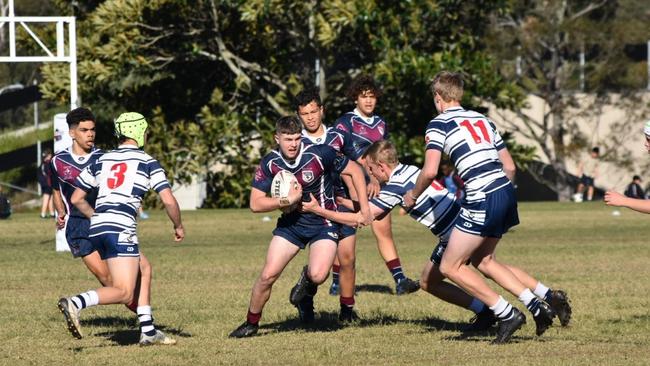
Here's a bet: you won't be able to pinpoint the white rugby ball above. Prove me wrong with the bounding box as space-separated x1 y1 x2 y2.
271 170 299 213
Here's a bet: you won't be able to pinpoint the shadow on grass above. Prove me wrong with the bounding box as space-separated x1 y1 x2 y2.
355 283 393 295
81 316 192 346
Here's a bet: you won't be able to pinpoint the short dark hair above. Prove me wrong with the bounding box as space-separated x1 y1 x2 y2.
592 147 600 154
294 87 322 112
66 107 96 128
275 115 302 135
633 175 642 181
346 74 382 101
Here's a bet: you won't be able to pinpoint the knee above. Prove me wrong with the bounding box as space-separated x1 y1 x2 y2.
308 268 329 285
258 271 280 287
438 262 454 279
117 287 134 304
338 253 356 269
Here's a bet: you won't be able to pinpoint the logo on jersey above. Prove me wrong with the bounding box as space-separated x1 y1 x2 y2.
254 167 264 182
463 222 473 228
327 231 339 239
378 126 384 136
62 166 73 180
302 170 314 183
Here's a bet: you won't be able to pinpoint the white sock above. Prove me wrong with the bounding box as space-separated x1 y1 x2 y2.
469 298 485 313
518 288 536 307
533 282 550 299
489 296 514 320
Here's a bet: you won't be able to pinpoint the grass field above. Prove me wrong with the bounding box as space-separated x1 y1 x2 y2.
2 202 650 365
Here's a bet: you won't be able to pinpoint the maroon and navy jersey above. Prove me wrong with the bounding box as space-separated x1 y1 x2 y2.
252 143 349 227
51 148 103 218
330 109 388 160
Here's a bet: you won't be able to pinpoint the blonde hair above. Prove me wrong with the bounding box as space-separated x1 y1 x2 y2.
430 71 464 102
364 140 399 166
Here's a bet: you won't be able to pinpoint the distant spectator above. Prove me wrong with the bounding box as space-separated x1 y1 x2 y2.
624 175 645 199
573 147 600 202
38 149 54 218
0 186 11 219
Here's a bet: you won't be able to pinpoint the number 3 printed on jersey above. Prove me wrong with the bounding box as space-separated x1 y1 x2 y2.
460 120 491 144
107 162 127 189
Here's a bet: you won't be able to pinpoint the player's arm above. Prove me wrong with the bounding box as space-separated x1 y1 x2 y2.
71 187 94 219
158 188 184 242
249 185 302 213
498 148 516 182
605 190 650 213
302 193 382 227
340 160 372 225
405 149 441 207
52 188 67 229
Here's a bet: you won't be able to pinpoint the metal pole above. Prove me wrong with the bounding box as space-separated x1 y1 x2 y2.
69 18 78 108
579 49 585 92
647 40 650 91
34 80 41 195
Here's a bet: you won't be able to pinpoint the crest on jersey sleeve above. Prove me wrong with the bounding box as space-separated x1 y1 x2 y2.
302 170 314 183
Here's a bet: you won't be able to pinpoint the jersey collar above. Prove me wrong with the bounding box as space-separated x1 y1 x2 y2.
353 108 374 124
442 106 465 114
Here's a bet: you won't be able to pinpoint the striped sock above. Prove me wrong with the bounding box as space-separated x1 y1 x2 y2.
137 305 156 336
70 290 99 310
386 258 406 283
331 265 340 286
518 288 541 316
490 296 514 321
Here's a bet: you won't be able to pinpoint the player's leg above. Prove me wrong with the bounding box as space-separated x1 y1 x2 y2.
371 213 419 295
505 264 572 326
230 235 300 338
334 234 358 322
135 253 174 346
439 229 524 344
40 193 51 218
587 183 595 201
471 239 555 336
81 251 112 286
330 255 341 295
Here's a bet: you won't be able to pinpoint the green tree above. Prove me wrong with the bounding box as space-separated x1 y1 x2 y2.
486 0 650 200
41 0 523 207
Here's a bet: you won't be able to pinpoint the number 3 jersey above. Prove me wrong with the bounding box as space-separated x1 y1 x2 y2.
425 106 509 202
76 145 171 235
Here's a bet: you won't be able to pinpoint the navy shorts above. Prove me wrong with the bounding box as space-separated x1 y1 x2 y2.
455 184 519 238
65 216 95 258
90 229 140 260
337 205 357 240
580 174 594 187
273 222 340 249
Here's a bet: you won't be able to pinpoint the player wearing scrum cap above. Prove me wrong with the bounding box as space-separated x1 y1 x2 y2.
57 112 184 346
229 115 372 338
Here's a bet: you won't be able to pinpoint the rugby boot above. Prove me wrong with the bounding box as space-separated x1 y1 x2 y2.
57 297 82 339
139 330 177 346
395 277 420 295
464 307 498 332
492 308 526 344
290 265 316 305
549 290 572 326
338 304 359 323
296 295 315 324
229 322 259 338
533 301 556 336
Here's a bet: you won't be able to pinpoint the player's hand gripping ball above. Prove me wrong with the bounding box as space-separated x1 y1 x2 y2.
271 170 301 213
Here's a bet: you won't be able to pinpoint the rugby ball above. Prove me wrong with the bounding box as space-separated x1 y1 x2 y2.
271 170 299 213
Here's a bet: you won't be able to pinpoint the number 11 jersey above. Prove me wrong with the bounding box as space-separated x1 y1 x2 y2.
424 106 509 201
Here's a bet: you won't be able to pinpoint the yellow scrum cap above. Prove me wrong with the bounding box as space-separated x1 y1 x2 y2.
114 112 148 147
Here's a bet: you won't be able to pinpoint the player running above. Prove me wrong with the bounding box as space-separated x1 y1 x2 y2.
229 116 372 338
328 75 419 296
402 71 560 343
51 107 150 314
303 140 572 332
57 112 184 346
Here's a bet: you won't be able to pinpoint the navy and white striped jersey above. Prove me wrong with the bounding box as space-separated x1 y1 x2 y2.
424 107 510 201
51 147 103 218
76 145 171 236
330 109 388 160
252 143 348 227
371 164 459 238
